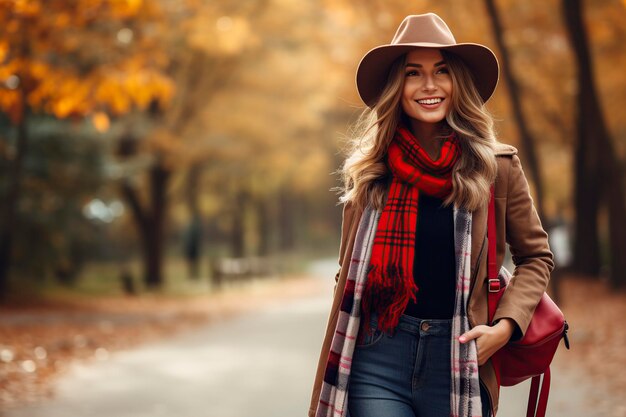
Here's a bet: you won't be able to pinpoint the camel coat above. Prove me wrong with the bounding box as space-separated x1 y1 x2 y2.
308 144 555 417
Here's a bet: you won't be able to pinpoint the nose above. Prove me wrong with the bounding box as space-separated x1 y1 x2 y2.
422 74 437 92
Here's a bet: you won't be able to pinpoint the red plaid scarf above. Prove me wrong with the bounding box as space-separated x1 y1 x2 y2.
360 123 460 338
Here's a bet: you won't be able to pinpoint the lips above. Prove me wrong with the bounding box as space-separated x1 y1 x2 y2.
415 97 445 109
416 97 443 105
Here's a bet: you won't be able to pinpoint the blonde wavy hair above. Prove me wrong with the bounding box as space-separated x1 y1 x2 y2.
332 49 501 213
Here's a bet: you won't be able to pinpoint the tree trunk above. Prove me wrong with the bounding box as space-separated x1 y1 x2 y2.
572 109 601 275
231 188 246 258
255 195 271 256
562 0 626 286
484 0 546 221
0 97 28 301
277 188 295 251
600 146 626 288
605 163 626 288
121 157 170 289
184 164 202 279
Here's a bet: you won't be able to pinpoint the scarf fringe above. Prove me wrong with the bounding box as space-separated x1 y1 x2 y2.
361 263 419 337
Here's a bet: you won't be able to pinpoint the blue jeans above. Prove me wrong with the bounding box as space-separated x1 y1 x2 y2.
347 313 491 417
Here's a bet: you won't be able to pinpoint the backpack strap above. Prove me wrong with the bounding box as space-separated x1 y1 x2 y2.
486 184 550 417
487 184 501 325
527 369 551 417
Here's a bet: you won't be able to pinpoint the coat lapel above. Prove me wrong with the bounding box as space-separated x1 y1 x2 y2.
470 202 488 281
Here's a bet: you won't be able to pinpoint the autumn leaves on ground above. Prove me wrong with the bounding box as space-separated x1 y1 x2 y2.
0 272 625 410
0 273 327 407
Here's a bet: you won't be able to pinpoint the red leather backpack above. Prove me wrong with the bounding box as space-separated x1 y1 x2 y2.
486 185 570 417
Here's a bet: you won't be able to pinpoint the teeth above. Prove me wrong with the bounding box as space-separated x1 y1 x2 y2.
417 98 442 105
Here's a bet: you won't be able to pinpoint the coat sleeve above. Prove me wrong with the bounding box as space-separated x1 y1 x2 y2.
333 200 355 293
493 155 555 342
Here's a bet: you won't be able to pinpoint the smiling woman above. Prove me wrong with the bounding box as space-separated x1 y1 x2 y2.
401 49 453 158
310 12 554 417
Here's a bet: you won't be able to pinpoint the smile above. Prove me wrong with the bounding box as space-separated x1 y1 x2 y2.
416 98 443 104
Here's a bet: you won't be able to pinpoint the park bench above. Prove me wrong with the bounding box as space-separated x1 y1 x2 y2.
209 256 277 288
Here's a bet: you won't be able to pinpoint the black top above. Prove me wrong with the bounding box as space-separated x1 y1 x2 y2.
403 193 456 319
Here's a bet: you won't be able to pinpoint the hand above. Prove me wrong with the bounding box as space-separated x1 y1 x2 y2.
458 318 515 366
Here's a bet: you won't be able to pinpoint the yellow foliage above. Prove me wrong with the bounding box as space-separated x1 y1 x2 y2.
216 16 252 55
92 111 110 133
188 12 260 55
9 0 41 16
54 12 71 29
0 0 180 123
29 60 49 79
110 0 143 18
0 40 7 63
110 90 132 114
0 90 19 112
49 79 89 117
5 19 19 34
0 57 19 79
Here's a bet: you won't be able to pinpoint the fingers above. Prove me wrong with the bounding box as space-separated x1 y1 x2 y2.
459 325 486 343
459 326 487 365
459 325 497 366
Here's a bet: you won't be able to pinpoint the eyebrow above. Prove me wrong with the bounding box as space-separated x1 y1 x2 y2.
406 60 446 68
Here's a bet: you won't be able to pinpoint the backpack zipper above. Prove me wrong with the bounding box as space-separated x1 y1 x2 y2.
563 320 570 349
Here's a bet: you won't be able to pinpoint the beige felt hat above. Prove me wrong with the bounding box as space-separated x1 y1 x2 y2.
355 13 500 108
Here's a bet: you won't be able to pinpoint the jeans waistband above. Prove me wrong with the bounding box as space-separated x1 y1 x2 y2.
367 312 453 336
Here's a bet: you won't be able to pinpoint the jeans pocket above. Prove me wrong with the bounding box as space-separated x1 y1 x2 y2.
355 318 385 349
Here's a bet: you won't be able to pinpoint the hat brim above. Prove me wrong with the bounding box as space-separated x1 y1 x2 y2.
355 43 499 108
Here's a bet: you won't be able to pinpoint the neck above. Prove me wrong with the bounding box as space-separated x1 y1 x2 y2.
406 120 447 160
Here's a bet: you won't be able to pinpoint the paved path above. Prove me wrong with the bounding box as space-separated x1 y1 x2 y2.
3 259 605 417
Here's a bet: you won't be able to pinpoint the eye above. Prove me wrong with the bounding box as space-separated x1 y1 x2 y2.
405 70 418 76
437 67 449 74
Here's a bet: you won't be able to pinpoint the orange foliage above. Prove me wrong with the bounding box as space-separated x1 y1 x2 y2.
0 0 178 126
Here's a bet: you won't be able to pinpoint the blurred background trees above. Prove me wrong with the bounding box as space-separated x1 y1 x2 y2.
1 0 625 301
0 0 174 297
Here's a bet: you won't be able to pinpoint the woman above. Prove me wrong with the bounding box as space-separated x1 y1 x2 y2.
308 13 554 417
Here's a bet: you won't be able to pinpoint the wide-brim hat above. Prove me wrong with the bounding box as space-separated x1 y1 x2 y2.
355 13 500 108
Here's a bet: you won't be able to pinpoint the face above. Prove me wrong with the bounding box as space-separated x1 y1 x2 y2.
401 48 453 126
